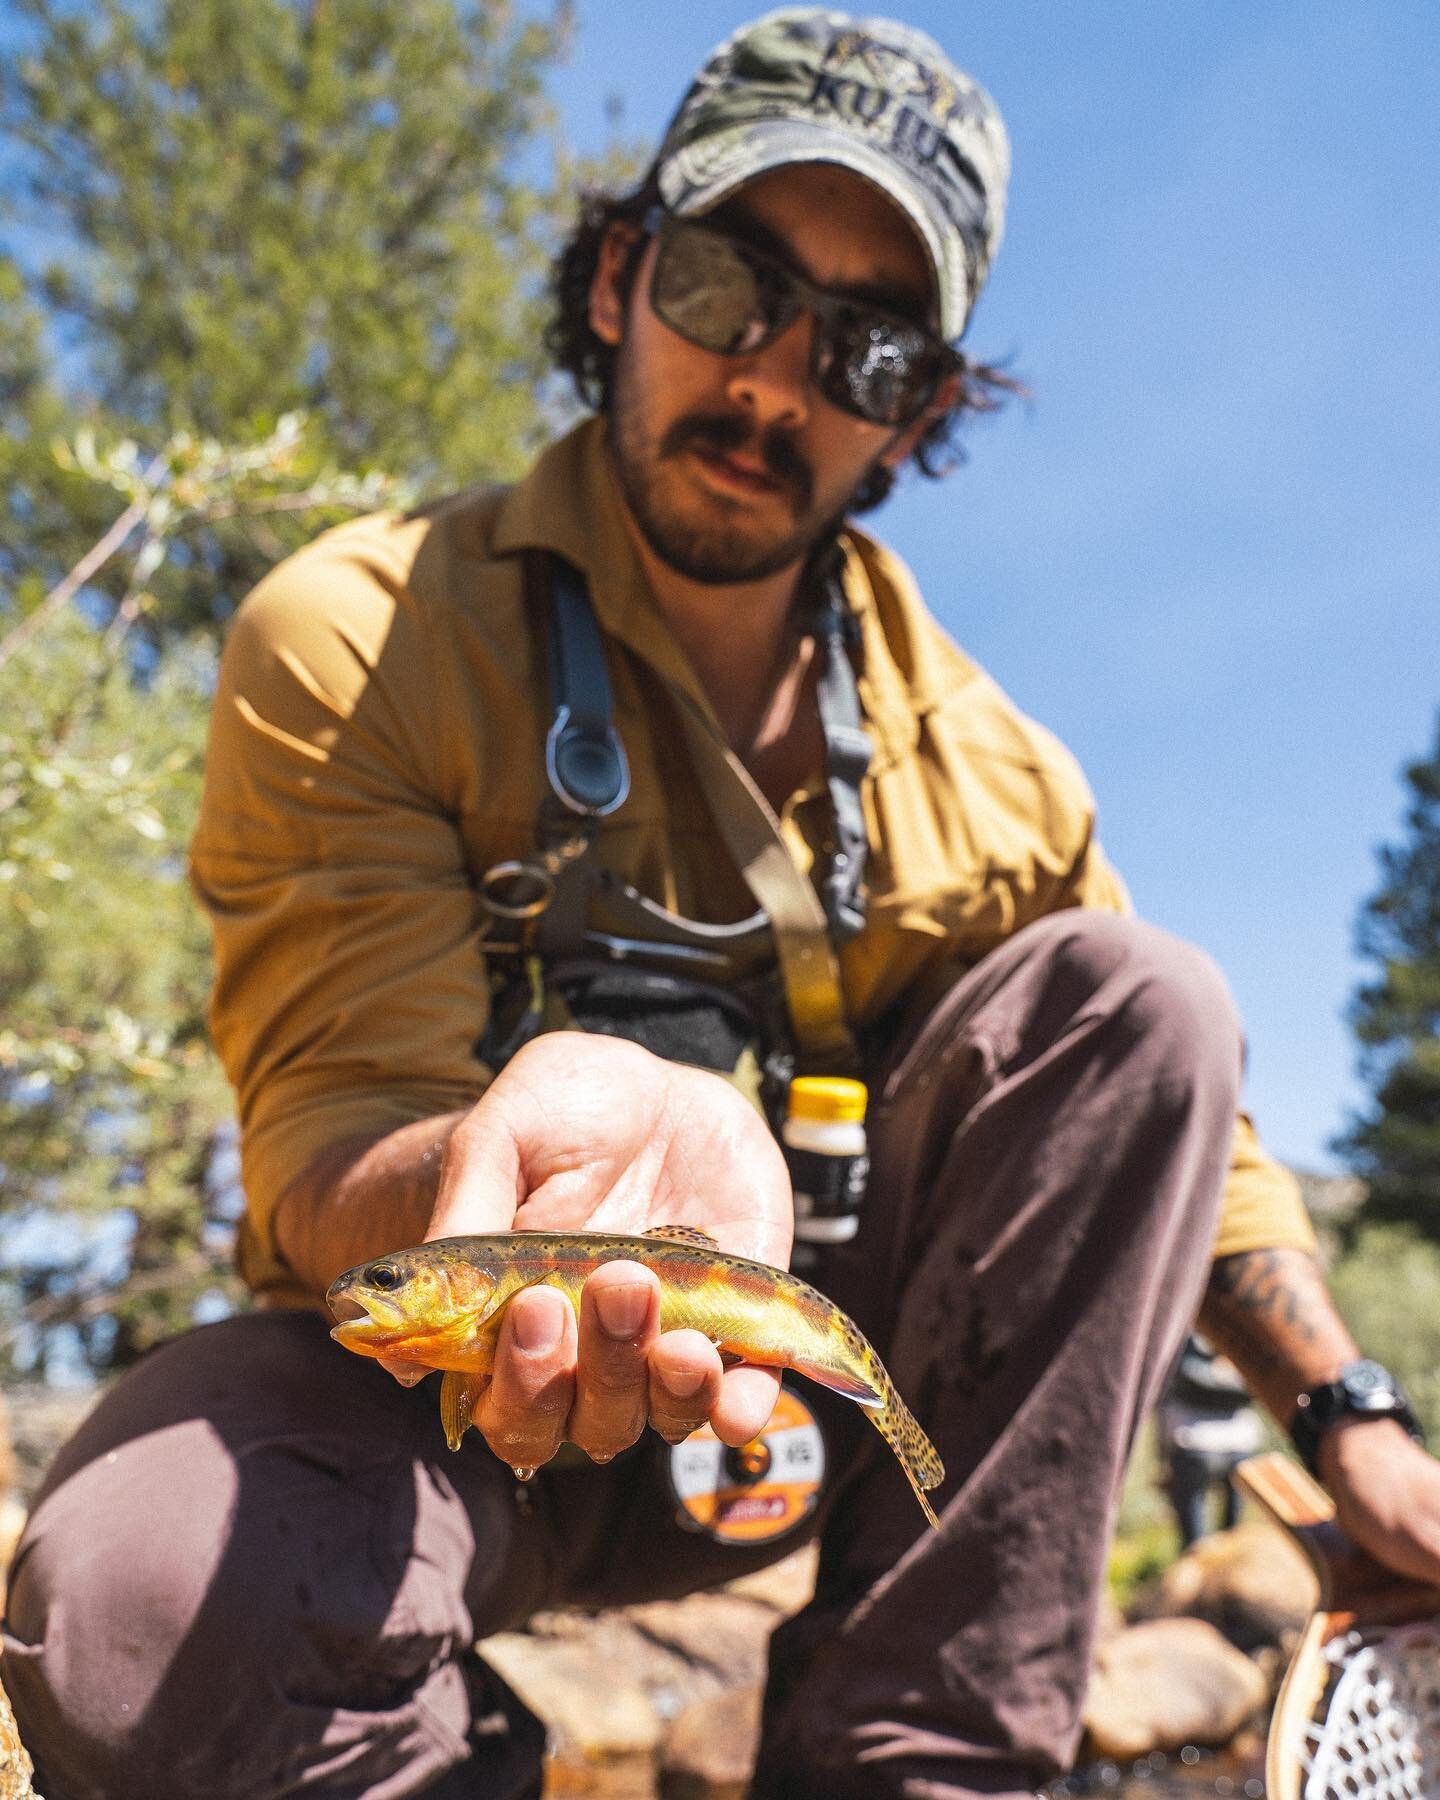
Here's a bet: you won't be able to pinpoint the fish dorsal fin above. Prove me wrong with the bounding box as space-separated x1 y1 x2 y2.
643 1224 720 1249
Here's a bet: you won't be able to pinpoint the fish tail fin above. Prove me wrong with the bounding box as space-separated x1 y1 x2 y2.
869 1363 945 1530
791 1345 945 1531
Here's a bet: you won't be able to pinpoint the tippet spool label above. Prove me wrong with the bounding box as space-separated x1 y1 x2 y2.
667 1384 826 1544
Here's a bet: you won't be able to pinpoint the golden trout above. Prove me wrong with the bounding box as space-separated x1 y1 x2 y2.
327 1225 945 1528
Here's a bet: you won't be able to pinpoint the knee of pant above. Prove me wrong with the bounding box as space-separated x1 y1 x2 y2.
6 1424 470 1794
1039 911 1243 1097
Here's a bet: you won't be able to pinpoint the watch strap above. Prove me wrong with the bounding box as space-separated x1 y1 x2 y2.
1289 1359 1423 1477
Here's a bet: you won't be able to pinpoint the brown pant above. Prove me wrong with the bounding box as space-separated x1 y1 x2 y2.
3 913 1242 1799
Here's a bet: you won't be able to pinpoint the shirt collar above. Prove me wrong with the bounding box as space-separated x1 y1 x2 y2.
491 415 920 769
491 416 709 712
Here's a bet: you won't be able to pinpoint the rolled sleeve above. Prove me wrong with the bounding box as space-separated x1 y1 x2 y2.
190 528 493 1296
1212 1111 1318 1259
1060 844 1313 1261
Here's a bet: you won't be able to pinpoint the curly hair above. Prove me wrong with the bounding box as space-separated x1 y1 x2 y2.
544 175 1024 516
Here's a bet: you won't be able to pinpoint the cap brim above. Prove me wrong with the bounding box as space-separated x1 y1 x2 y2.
657 117 970 342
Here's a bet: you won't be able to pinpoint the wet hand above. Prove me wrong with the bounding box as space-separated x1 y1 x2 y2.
473 1266 736 1473
390 1033 792 1468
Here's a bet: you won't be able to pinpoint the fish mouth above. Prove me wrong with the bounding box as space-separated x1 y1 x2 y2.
325 1283 406 1347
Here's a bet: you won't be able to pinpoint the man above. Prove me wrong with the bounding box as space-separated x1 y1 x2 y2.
1156 1335 1266 1547
7 11 1440 1799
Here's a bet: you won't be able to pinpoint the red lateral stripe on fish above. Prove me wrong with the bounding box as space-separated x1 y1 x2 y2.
326 1228 945 1529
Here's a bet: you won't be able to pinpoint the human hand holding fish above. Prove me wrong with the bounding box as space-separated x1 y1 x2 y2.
350 1034 796 1473
328 1222 946 1527
325 1034 946 1526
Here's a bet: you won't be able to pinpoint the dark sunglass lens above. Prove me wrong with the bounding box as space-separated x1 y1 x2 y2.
825 317 938 425
652 225 772 355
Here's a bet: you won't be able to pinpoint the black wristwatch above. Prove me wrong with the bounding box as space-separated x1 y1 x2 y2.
1289 1359 1424 1476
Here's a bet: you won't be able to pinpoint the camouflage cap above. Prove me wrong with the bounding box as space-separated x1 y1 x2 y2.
654 8 1010 343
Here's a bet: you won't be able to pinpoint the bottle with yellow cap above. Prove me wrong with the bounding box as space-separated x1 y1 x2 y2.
782 1076 869 1271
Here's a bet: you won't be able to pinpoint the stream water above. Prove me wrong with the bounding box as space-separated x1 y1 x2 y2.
1051 1746 1267 1798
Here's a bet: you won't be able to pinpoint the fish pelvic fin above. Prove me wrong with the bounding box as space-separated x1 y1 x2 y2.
439 1369 490 1452
788 1355 883 1408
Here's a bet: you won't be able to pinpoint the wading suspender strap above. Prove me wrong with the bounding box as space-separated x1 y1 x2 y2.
516 551 863 1070
812 566 871 946
541 555 630 834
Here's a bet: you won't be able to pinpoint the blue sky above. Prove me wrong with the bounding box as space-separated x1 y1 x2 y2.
547 2 1440 1173
3 5 1433 1177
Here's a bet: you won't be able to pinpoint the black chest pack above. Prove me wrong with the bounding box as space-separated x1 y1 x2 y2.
476 550 875 1261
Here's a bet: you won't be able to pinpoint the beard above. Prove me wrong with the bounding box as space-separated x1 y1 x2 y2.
607 341 884 586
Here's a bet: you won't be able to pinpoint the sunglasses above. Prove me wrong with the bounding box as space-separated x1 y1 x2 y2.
643 209 957 429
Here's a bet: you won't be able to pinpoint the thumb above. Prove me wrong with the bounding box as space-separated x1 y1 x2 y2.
425 1098 524 1241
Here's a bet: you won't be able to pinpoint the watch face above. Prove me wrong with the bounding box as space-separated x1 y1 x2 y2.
1347 1361 1389 1397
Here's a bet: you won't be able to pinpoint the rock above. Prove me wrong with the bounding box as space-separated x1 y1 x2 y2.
1093 1588 1127 1646
0 1663 37 1800
481 1559 814 1799
659 1686 762 1800
1135 1520 1318 1652
0 1398 14 1505
719 1546 816 1616
1083 1617 1268 1762
0 1501 27 1614
0 1394 27 1617
483 1615 665 1762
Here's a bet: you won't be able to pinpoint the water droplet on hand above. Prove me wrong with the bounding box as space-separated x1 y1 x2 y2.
512 1464 536 1484
590 1449 615 1465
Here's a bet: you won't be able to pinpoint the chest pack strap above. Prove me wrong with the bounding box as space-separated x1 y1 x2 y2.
544 555 630 822
482 549 866 1069
477 555 630 925
812 559 871 946
666 676 858 1069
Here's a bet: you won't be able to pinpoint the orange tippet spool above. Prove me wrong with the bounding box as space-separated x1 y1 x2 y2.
667 1383 826 1544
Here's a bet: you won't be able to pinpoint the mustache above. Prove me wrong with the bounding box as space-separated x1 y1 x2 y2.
659 410 814 510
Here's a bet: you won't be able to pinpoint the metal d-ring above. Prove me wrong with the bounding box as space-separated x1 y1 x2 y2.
479 859 555 921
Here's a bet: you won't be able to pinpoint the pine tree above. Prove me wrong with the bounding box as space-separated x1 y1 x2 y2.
0 421 416 1380
0 0 604 1377
1341 714 1440 1238
2 0 578 634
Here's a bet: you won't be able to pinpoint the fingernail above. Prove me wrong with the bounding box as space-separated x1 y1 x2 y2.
664 1367 707 1399
594 1282 650 1340
512 1290 565 1353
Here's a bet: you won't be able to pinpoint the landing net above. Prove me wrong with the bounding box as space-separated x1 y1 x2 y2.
1303 1621 1440 1800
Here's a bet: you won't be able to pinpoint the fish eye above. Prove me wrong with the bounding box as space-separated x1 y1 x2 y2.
367 1263 403 1290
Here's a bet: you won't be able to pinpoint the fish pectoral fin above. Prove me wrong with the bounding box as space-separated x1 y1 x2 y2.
474 1272 555 1331
643 1223 720 1249
789 1356 883 1409
439 1370 490 1452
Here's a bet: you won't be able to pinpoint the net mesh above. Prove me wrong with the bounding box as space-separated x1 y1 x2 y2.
1303 1622 1440 1800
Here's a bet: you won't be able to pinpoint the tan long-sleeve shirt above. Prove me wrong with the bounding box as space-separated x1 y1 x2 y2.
190 417 1315 1304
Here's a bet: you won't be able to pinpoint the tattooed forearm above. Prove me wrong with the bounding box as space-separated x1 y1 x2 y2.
1199 1248 1360 1425
1206 1249 1324 1341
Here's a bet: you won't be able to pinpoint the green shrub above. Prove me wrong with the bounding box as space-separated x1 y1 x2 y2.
1326 1222 1440 1439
